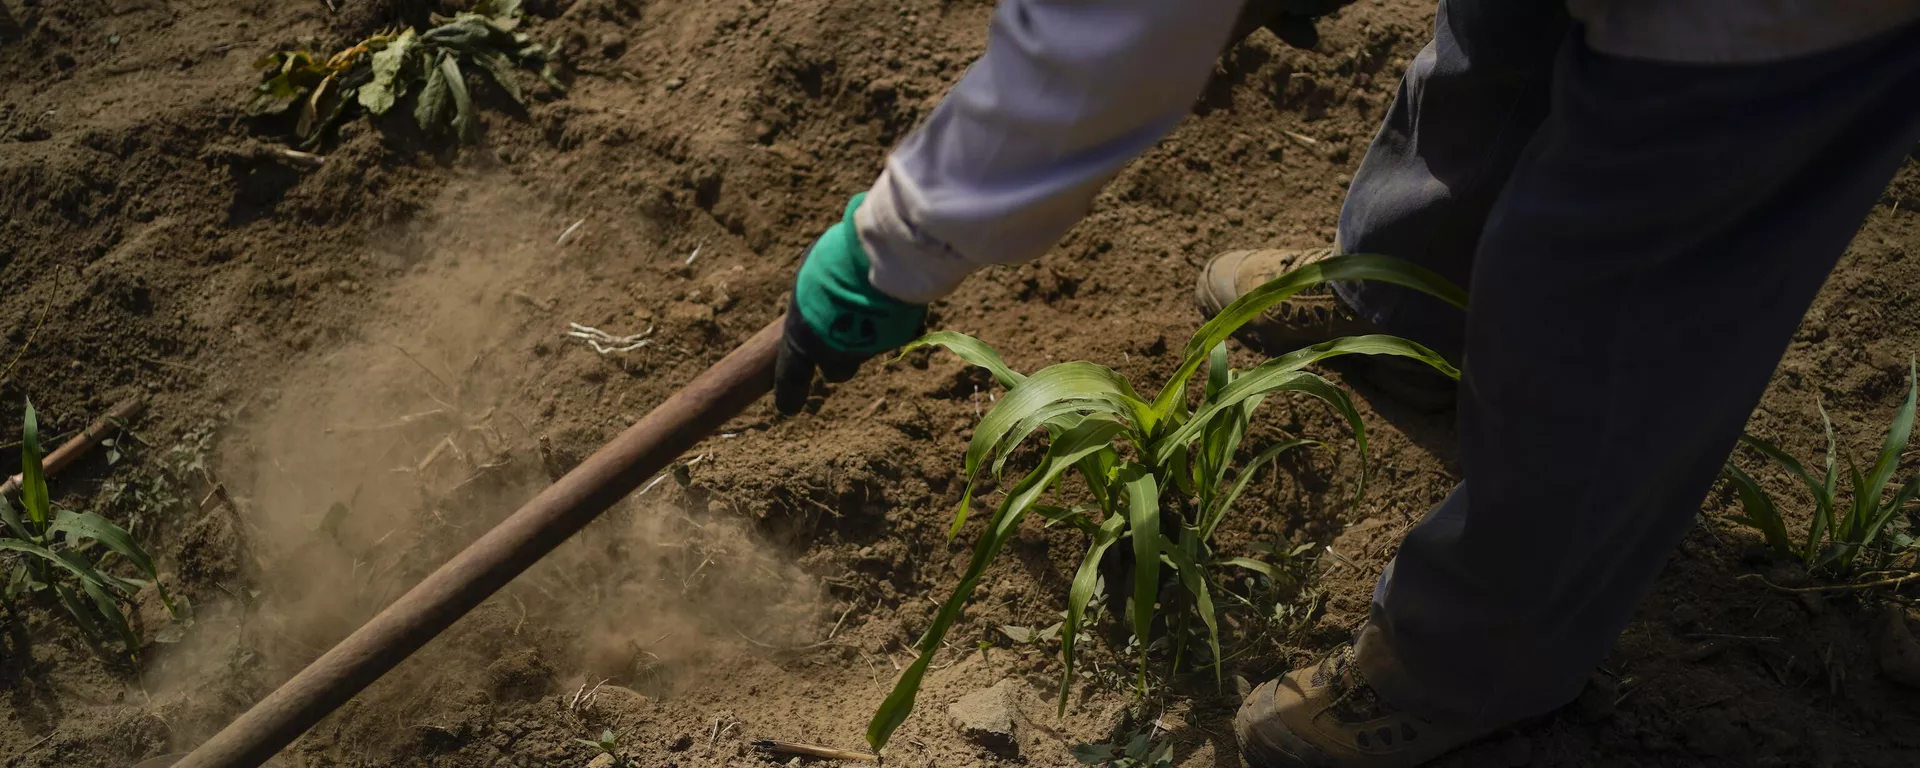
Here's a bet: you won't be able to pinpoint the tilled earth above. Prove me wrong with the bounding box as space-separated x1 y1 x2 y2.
3 1 1920 766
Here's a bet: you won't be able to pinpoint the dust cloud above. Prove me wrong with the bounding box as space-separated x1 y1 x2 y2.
142 178 824 726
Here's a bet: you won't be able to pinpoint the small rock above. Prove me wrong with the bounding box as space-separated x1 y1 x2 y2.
1873 604 1920 688
667 734 694 751
949 679 1024 758
598 31 626 58
586 754 614 768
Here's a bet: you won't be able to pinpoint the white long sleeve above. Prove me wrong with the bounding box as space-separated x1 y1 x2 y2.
856 0 1247 303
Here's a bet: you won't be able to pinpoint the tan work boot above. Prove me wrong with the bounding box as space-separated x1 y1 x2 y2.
1235 647 1495 768
1194 248 1377 350
1196 248 1456 411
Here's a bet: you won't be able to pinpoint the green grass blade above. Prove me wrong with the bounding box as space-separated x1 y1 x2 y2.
1204 439 1319 540
1722 462 1796 558
898 331 1028 389
1152 254 1467 418
1160 533 1221 687
21 400 50 531
1059 513 1127 715
1217 556 1280 580
1121 463 1160 686
868 418 1125 752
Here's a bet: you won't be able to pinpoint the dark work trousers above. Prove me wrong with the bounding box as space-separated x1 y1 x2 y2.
1326 2 1920 725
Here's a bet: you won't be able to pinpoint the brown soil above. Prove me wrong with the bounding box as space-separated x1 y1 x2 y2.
4 1 1920 767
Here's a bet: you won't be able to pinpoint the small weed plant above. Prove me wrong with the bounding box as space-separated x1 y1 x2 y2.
864 254 1464 750
250 0 563 146
1722 360 1919 577
1 402 178 655
575 728 630 767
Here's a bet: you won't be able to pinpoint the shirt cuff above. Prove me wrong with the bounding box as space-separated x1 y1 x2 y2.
855 169 981 304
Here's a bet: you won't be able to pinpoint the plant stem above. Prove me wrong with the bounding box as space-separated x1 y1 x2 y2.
1738 571 1920 594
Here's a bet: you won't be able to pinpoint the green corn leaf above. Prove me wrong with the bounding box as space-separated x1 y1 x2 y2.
0 539 113 590
57 548 141 596
1855 474 1920 568
992 401 1108 478
1160 533 1221 687
1737 433 1834 565
1059 513 1126 714
947 362 1150 537
1205 439 1319 540
1153 253 1466 418
22 400 51 531
1152 365 1368 514
358 28 417 115
1722 461 1796 558
1074 443 1116 510
80 577 140 652
1032 504 1097 533
1153 335 1446 464
0 499 27 541
414 52 453 132
1859 359 1917 534
51 510 174 616
441 54 476 142
54 582 107 645
1121 463 1159 685
1204 343 1230 400
868 418 1125 752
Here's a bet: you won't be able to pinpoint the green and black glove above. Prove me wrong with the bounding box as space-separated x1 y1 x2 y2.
775 194 927 415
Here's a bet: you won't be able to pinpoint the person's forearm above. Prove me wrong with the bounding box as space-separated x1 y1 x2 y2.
857 0 1246 303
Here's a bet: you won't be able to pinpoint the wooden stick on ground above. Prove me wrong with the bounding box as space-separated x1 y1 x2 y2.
0 395 146 497
753 739 878 763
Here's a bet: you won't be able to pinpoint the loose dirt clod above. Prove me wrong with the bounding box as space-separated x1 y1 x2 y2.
949 679 1025 758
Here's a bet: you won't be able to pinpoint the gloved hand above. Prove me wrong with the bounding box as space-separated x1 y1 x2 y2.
774 194 928 415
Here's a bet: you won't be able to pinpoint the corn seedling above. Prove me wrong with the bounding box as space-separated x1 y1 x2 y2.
1 402 178 655
575 728 631 768
250 0 563 147
864 254 1465 751
1722 359 1919 576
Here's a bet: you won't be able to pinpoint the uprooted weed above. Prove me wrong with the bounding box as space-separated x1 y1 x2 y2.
250 0 564 147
